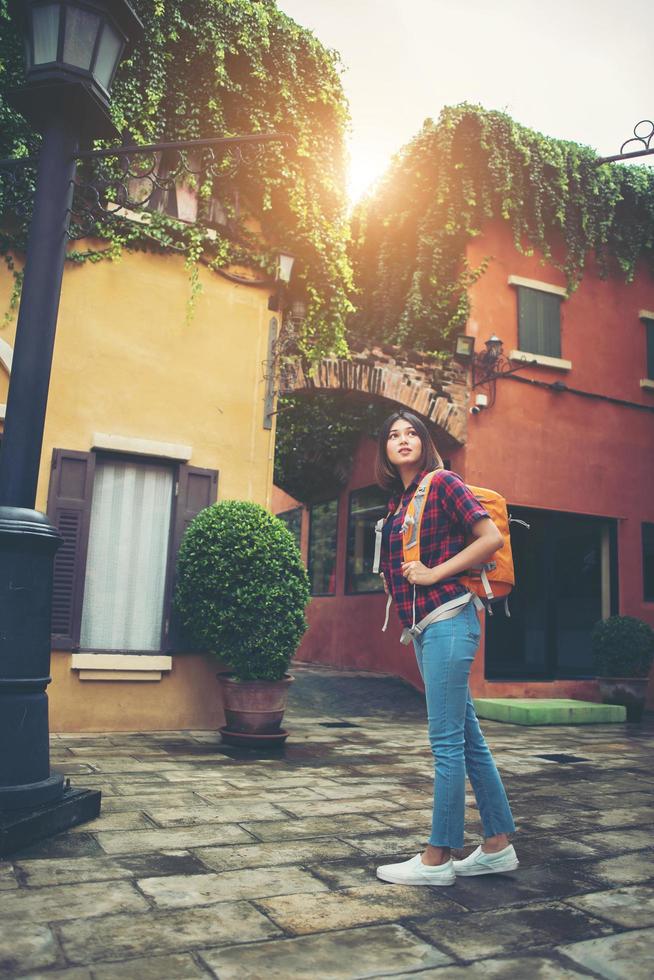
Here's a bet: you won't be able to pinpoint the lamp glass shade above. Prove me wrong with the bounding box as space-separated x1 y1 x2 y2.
485 335 503 359
32 3 60 64
277 252 295 284
62 4 101 70
93 20 123 90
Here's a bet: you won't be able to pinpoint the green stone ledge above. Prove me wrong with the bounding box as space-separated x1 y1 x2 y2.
473 698 627 725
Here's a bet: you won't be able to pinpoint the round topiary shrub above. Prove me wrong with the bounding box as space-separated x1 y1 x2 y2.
175 501 310 681
591 616 654 678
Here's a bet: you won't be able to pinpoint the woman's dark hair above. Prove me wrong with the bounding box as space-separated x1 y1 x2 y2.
375 411 444 492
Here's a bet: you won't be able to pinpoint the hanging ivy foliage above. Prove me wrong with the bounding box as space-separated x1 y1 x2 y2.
274 391 389 502
349 104 654 354
0 0 352 358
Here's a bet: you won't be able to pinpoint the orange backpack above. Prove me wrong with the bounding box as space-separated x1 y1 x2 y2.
402 471 517 614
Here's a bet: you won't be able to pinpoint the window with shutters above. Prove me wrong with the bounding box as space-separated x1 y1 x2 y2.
517 286 562 358
48 450 218 652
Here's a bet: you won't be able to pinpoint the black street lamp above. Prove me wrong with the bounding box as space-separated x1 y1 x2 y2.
0 1 290 854
454 334 538 410
0 0 143 855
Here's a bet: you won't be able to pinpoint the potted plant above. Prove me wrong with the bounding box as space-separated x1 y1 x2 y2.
175 500 310 745
591 615 654 722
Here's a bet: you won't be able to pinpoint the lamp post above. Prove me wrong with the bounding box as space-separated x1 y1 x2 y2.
0 0 143 853
0 1 292 854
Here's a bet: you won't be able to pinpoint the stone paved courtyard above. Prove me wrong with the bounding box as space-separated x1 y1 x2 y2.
1 665 653 979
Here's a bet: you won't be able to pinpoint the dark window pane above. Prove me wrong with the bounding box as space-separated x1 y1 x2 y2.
518 287 561 357
645 320 654 380
643 523 654 602
309 499 338 595
346 485 388 593
486 508 614 680
278 506 303 552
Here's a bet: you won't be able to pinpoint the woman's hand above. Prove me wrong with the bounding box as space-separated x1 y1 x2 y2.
401 560 441 586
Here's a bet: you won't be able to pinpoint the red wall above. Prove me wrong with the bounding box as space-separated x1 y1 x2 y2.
281 220 654 707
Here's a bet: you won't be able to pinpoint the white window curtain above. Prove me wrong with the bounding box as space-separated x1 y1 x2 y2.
80 459 174 651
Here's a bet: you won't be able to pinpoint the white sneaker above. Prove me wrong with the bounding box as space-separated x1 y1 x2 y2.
376 853 456 886
452 844 519 876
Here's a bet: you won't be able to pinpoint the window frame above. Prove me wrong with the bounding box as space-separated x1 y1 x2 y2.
516 284 563 359
345 484 388 596
307 497 340 597
47 448 218 653
643 522 654 603
277 505 304 553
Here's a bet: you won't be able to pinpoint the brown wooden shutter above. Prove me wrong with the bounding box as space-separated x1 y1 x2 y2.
47 449 95 649
164 465 219 651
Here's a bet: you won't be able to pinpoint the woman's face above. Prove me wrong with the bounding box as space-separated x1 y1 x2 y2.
386 418 422 469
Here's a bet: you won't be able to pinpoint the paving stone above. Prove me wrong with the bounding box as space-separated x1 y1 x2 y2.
257 883 464 935
0 879 149 923
374 808 434 830
0 861 18 890
144 801 288 827
583 807 654 829
276 797 402 819
101 792 207 812
308 857 381 889
194 838 362 871
0 923 60 979
199 923 453 978
138 865 328 908
67 811 154 832
57 902 281 964
91 953 209 979
15 856 134 888
573 828 654 855
342 832 428 856
557 928 654 979
9 832 104 860
578 850 654 887
116 850 212 878
196 786 323 803
410 901 614 960
386 954 590 979
450 862 601 912
241 814 391 841
564 884 654 928
95 822 255 854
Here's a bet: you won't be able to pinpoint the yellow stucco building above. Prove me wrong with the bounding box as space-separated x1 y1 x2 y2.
0 244 278 731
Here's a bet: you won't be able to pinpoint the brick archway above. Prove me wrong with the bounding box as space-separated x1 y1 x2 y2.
284 346 469 448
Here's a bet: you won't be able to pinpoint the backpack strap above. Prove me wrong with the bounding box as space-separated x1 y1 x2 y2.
372 516 386 574
402 470 438 563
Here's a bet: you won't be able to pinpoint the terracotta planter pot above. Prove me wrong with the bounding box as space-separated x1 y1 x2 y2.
217 673 294 744
597 677 649 722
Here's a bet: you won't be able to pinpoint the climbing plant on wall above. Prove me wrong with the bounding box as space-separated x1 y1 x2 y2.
274 391 389 502
349 103 654 354
0 0 352 357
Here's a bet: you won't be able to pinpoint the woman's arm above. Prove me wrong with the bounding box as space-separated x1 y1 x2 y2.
402 517 502 587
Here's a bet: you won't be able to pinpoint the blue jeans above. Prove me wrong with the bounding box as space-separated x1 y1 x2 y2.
413 601 516 848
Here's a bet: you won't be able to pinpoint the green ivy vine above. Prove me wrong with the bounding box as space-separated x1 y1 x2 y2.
274 391 389 502
0 0 352 358
349 103 654 354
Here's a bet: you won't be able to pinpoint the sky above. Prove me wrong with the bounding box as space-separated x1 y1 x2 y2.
277 0 654 202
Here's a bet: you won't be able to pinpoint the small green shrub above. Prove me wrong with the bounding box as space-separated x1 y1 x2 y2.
175 500 310 681
591 616 654 678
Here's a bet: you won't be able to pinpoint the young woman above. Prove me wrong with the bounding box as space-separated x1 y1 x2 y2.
375 411 518 886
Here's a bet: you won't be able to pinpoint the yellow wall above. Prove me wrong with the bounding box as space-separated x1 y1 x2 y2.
0 246 278 731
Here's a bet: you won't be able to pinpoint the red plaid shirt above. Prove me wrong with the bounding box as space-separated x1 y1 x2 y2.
381 469 489 629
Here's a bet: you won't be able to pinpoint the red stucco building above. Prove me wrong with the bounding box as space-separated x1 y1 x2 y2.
274 219 654 709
